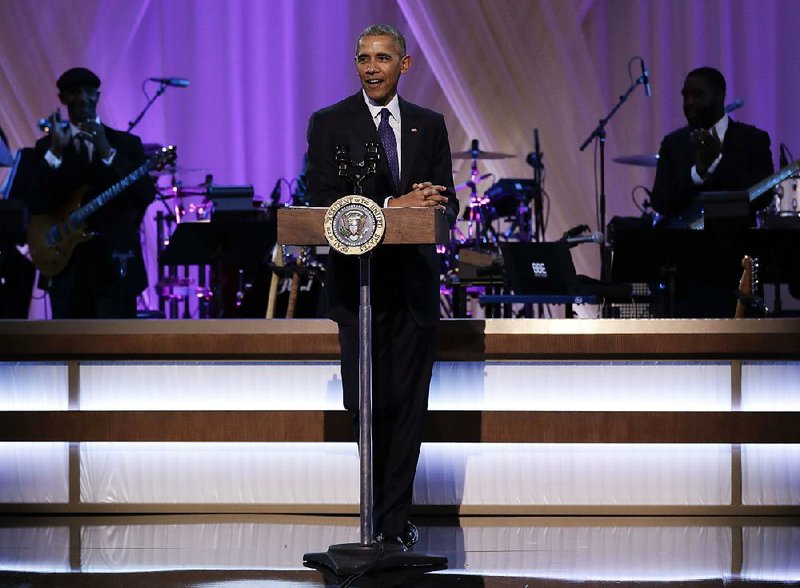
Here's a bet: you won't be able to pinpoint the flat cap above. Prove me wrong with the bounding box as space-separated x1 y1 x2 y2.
56 67 101 91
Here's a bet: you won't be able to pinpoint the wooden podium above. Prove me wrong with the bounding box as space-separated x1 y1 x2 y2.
278 204 450 578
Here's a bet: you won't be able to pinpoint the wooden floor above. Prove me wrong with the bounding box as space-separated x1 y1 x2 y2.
1 514 799 587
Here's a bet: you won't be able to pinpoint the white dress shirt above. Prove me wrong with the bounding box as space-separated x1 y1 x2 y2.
691 114 729 185
363 90 402 206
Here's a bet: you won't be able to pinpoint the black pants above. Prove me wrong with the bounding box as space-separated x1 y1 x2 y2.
338 307 436 538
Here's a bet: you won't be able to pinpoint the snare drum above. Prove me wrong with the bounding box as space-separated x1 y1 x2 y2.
776 174 800 216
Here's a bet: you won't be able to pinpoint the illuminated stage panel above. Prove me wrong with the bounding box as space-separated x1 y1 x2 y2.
74 442 737 506
0 363 68 411
0 443 69 503
79 361 344 411
416 443 732 506
0 527 70 573
742 526 800 581
455 525 732 581
79 443 359 505
741 361 800 411
432 361 732 411
80 521 357 571
742 444 800 505
76 360 735 412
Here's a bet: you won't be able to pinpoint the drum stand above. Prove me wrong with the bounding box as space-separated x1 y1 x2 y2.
462 157 499 250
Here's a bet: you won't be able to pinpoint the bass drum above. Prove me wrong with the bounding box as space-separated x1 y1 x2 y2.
776 174 800 216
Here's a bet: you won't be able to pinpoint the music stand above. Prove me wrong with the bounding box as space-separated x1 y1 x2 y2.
700 191 750 230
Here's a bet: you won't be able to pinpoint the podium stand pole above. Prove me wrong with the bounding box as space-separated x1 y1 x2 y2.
358 251 374 546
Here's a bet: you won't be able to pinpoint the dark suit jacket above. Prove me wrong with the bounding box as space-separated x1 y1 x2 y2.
27 126 155 296
651 119 773 219
305 92 458 327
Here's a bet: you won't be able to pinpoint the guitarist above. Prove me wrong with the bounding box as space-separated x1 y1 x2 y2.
647 67 775 318
26 67 155 318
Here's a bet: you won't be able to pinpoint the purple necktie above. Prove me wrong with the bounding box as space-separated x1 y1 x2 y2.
378 108 400 189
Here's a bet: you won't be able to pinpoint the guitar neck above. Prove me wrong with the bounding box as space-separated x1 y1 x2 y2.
689 159 800 230
747 159 800 202
70 160 153 225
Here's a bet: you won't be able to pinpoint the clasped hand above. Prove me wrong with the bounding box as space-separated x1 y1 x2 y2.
389 181 448 209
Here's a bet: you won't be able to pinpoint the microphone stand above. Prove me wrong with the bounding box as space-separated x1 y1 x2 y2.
579 73 647 292
128 81 169 132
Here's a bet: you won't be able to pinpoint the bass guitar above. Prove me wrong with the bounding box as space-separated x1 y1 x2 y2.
28 145 176 277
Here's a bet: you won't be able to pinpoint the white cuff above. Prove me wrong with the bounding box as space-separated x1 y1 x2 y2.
383 196 393 207
44 150 62 169
691 153 723 185
101 148 116 166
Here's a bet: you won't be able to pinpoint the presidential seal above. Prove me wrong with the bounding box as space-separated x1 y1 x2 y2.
323 195 386 255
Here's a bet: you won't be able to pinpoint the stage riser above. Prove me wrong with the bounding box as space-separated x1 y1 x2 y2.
2 319 799 515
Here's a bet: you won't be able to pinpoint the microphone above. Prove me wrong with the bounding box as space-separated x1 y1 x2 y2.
564 231 605 245
640 58 651 97
148 77 190 87
725 99 744 113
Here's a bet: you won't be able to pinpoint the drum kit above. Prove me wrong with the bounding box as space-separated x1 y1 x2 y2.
449 139 541 251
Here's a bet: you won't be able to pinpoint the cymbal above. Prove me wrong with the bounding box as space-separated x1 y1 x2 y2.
612 154 659 167
452 149 515 160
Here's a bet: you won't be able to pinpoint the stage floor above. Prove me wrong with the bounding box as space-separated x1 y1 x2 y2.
1 514 799 587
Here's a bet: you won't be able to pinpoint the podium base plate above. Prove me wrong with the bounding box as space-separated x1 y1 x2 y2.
304 542 447 578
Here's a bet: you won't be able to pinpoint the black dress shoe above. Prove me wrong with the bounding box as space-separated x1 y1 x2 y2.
375 521 419 550
400 521 419 548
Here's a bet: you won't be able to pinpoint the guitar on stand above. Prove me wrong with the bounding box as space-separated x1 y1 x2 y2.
28 145 176 277
735 255 765 318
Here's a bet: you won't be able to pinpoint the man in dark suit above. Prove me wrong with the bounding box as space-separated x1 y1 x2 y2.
27 67 155 318
651 67 773 219
650 67 773 317
305 24 458 548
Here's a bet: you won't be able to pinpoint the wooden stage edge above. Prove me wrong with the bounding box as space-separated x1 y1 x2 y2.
1 318 799 360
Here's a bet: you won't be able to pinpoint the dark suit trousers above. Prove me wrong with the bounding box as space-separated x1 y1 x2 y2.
338 305 436 538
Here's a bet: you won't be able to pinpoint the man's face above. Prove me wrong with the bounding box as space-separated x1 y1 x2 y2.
355 35 410 106
682 75 723 129
59 85 100 123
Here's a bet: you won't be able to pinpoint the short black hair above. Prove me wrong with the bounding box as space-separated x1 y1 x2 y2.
356 24 406 58
686 66 726 97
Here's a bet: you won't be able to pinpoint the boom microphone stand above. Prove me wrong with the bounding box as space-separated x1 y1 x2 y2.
579 61 649 285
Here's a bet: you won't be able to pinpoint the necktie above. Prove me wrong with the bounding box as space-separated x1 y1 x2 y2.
76 136 91 163
378 108 400 189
